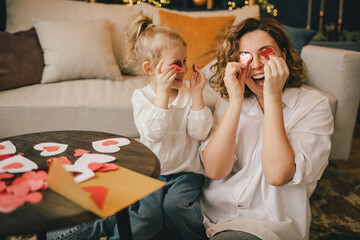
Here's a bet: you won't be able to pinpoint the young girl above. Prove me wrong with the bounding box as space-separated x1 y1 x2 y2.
128 15 213 240
199 18 333 240
46 15 212 240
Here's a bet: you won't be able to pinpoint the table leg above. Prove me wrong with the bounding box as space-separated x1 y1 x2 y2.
115 208 132 240
36 232 47 240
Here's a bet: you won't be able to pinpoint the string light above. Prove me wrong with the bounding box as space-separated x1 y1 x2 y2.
227 0 278 17
124 0 276 16
126 0 170 7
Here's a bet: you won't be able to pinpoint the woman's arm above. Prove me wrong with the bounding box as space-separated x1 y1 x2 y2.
202 101 242 179
261 56 295 186
202 62 247 179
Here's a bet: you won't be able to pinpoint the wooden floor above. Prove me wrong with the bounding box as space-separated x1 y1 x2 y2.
331 122 360 178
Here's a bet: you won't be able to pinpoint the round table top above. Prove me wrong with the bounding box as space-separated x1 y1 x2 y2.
0 130 160 236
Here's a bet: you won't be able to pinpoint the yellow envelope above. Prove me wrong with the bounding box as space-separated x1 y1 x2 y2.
48 160 165 217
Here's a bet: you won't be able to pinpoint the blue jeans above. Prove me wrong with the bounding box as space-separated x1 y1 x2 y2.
47 172 207 240
211 230 261 240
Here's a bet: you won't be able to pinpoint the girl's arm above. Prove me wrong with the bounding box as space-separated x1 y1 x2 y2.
132 90 171 142
190 64 206 111
154 60 177 109
261 56 295 186
202 62 248 180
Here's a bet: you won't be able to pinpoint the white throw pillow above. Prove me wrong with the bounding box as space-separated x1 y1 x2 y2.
140 2 260 25
33 19 122 83
6 0 142 76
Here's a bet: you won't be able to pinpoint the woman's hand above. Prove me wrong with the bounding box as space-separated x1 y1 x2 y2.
190 63 206 92
223 62 248 104
155 60 177 95
263 56 289 101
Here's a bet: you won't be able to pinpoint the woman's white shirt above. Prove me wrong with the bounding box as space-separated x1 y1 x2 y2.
199 87 334 240
132 84 214 175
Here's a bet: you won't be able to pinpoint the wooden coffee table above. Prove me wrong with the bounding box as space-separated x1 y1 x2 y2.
0 130 160 240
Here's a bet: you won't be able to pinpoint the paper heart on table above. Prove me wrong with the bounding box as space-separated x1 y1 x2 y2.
0 155 38 173
34 142 68 156
92 138 130 153
0 140 16 156
63 153 116 183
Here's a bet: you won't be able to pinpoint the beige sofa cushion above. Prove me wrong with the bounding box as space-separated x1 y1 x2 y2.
33 18 122 83
5 0 142 76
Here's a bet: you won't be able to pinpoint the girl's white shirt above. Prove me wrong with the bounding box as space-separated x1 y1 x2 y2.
199 87 334 240
132 84 214 175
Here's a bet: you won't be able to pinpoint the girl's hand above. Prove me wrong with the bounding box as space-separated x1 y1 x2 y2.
224 62 248 104
155 60 177 94
263 56 289 101
190 63 206 93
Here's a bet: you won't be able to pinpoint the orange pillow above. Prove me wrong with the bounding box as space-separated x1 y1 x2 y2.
159 10 235 79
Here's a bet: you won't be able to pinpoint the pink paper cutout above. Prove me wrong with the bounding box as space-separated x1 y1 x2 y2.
0 173 14 180
88 162 104 172
24 192 43 203
97 163 118 172
74 149 90 157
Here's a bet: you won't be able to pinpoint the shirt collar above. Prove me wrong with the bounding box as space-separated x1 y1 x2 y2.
282 87 300 109
242 87 300 115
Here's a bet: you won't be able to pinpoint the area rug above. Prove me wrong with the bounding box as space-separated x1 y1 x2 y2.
310 162 360 240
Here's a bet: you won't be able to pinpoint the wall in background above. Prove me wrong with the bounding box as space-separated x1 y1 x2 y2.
273 0 359 32
1 0 359 32
169 0 359 32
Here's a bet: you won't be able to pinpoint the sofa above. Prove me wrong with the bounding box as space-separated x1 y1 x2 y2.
0 0 359 162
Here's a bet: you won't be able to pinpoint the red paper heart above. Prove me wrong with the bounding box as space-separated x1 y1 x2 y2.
74 149 90 157
239 52 253 64
43 146 60 152
82 186 109 209
171 64 182 73
88 162 104 172
0 173 14 180
0 193 25 213
0 145 4 150
102 140 118 146
2 162 24 170
24 192 43 203
260 47 273 60
97 163 118 172
7 183 30 197
0 181 6 192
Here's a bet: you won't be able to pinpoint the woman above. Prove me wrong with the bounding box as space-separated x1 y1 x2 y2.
199 17 333 240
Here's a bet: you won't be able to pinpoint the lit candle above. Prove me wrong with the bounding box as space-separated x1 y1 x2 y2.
306 0 313 29
339 0 343 21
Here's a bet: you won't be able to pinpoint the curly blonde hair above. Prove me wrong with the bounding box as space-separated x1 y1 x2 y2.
124 15 186 75
210 17 306 99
